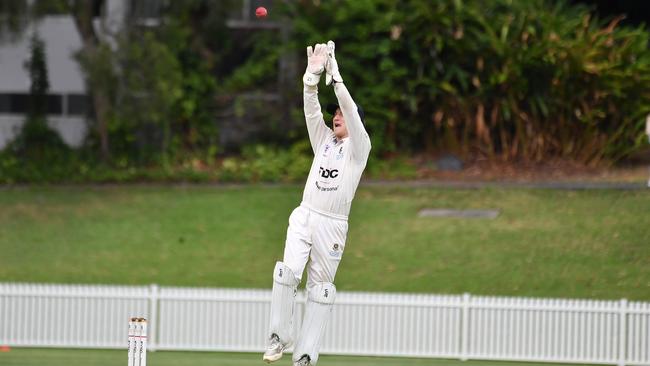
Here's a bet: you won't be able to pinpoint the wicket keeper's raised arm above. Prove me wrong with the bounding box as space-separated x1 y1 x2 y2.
303 83 328 155
303 44 330 154
332 82 370 162
326 40 370 162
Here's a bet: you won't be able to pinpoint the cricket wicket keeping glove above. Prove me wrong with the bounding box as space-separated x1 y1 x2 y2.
303 43 328 86
325 40 343 85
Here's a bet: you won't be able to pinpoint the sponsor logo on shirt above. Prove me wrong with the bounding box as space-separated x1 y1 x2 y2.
319 167 339 178
315 182 338 191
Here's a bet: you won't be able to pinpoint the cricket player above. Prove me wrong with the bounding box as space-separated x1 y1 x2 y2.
262 41 371 366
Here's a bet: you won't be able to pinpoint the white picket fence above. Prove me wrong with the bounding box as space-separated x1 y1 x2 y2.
1 283 648 365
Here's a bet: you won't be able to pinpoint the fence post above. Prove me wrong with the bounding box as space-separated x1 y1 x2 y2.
461 293 470 361
148 284 159 351
618 298 627 366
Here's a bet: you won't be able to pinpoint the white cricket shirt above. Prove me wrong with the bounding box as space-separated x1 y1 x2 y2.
300 82 371 219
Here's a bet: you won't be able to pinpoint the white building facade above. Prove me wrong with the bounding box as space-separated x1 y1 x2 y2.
0 0 130 149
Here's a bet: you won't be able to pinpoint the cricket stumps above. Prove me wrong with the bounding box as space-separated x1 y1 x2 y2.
128 317 147 366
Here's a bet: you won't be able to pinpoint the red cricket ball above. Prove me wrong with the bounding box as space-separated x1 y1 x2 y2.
255 6 267 18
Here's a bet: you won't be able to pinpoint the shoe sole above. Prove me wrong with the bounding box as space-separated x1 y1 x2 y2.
262 352 283 363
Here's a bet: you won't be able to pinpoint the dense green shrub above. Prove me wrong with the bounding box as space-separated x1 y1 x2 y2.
0 143 313 184
219 142 312 183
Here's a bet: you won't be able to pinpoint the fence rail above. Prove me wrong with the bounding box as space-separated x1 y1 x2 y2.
1 283 648 365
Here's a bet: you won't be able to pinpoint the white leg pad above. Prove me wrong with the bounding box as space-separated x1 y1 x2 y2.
269 262 299 345
292 282 336 365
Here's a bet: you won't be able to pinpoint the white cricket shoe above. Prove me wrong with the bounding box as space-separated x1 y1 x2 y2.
294 355 311 366
262 334 286 363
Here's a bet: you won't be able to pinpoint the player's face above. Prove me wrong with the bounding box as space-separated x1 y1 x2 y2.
332 108 348 139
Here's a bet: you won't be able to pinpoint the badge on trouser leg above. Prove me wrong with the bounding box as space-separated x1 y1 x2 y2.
265 262 299 362
293 282 336 366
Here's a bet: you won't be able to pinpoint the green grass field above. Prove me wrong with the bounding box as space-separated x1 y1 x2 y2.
0 348 583 366
0 184 648 300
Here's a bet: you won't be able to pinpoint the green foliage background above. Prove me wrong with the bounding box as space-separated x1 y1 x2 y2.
238 0 650 163
1 0 650 182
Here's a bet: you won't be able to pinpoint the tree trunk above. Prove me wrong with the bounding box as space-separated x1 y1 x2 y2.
92 91 111 161
70 0 111 162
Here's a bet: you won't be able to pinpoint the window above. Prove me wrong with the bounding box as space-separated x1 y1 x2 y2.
8 94 28 114
67 94 89 116
130 0 165 26
31 0 102 17
0 93 83 116
47 95 62 115
0 94 9 113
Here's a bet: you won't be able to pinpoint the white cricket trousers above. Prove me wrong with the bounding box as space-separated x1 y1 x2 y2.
282 203 348 289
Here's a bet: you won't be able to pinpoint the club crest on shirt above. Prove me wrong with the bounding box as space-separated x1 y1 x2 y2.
336 146 344 160
322 144 331 157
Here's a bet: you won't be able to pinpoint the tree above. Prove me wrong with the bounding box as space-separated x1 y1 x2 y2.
69 0 113 162
24 33 49 122
9 32 69 167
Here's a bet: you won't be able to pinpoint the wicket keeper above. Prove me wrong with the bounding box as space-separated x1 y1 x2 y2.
263 41 371 366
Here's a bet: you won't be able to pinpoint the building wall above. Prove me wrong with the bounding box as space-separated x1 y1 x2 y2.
0 0 130 149
0 16 86 94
